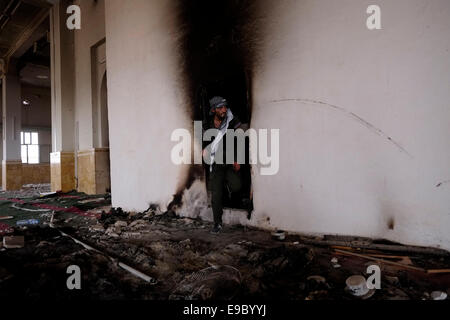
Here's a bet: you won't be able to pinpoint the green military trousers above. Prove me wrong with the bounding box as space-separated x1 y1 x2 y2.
209 164 242 225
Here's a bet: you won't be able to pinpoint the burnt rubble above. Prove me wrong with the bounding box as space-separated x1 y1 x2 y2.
1 188 450 300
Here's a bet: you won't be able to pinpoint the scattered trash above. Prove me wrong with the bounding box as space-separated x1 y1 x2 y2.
37 241 51 248
64 218 74 224
122 232 141 238
345 275 375 299
3 236 25 249
346 275 368 296
114 221 128 228
79 198 105 204
39 191 58 198
118 262 157 284
182 218 194 225
305 290 329 300
53 226 158 286
427 268 450 274
11 203 51 212
99 207 127 225
16 219 39 226
307 275 326 284
1 188 449 301
331 257 341 268
129 220 146 228
335 249 426 272
105 227 115 234
386 288 410 300
90 224 105 232
306 275 331 293
87 205 112 216
272 230 285 241
223 244 249 258
170 265 241 300
431 291 447 300
49 211 57 227
385 275 400 286
180 239 191 246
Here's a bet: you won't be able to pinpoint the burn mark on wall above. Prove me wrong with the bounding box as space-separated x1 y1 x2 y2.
436 180 450 188
271 98 414 159
175 0 263 120
174 0 263 195
387 217 395 230
167 192 183 213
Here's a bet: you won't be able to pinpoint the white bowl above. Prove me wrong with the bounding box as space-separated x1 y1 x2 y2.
345 275 370 297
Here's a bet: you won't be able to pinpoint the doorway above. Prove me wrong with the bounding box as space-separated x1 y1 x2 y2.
196 71 253 213
177 0 258 214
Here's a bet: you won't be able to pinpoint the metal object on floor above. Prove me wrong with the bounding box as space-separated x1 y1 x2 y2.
50 224 158 285
170 265 242 300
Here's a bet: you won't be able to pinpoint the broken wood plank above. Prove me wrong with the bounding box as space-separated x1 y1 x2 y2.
426 269 450 274
3 236 25 249
334 249 426 272
54 227 158 284
365 254 412 259
332 247 416 265
299 237 450 256
362 254 414 265
331 245 355 251
331 245 391 256
398 257 414 266
367 253 409 259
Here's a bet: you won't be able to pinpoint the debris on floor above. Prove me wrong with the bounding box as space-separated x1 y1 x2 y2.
431 291 447 300
0 187 450 300
345 275 375 299
170 265 242 300
3 236 25 249
272 230 285 241
331 257 341 269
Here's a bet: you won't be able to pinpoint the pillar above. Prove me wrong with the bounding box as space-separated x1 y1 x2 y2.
2 59 23 190
50 0 76 192
77 41 110 195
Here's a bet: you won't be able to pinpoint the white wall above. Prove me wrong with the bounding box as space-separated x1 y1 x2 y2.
251 0 450 250
21 85 51 128
104 0 450 250
73 0 106 151
105 0 191 211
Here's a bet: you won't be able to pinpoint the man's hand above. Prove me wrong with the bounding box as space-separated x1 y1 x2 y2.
233 162 241 172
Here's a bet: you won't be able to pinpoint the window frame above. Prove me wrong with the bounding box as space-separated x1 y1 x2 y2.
20 131 40 164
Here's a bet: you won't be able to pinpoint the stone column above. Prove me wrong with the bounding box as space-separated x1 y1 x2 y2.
2 59 23 190
77 41 111 195
49 0 76 192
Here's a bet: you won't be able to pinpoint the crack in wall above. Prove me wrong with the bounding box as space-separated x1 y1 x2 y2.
270 98 414 159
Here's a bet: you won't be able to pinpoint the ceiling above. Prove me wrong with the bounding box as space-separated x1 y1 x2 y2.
0 0 54 87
